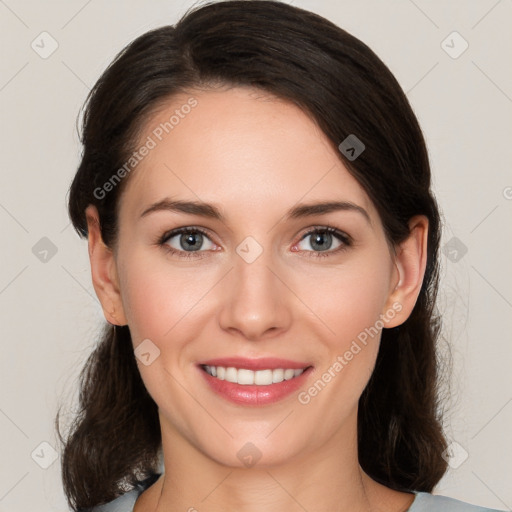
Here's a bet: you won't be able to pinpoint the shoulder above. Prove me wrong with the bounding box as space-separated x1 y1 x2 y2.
410 491 507 512
82 474 161 512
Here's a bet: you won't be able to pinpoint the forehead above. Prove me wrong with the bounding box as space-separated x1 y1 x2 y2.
120 86 376 223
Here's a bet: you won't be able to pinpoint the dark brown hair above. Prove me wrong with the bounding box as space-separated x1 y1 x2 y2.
56 1 449 509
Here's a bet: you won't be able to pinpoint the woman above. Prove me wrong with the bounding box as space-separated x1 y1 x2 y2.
56 1 505 511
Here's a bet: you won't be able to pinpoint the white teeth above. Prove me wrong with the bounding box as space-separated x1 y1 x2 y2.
225 367 237 383
237 368 254 385
254 369 273 385
203 365 306 385
272 368 284 383
284 369 295 380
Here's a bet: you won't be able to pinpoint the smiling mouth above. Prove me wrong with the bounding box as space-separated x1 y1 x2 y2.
201 365 310 385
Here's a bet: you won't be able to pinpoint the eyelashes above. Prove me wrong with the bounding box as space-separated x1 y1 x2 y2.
157 225 352 260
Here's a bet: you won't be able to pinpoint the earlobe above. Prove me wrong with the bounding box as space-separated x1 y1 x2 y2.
383 215 429 328
85 205 128 326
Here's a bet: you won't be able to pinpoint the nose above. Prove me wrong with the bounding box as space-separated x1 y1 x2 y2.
217 246 293 342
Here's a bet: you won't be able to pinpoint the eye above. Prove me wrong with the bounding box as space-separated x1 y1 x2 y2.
294 226 352 258
159 227 216 259
157 225 352 260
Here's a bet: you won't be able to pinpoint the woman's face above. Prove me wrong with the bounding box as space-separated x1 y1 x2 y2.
108 86 406 468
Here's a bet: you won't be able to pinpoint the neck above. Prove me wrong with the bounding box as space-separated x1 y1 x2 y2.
141 411 408 512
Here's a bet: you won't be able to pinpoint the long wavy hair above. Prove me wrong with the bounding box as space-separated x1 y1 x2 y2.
56 1 449 509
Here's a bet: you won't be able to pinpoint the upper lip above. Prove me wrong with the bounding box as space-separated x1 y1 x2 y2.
198 357 312 371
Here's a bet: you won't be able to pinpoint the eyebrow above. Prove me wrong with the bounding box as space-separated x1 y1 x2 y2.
140 198 371 225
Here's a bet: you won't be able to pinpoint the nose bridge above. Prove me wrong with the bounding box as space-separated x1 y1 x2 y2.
218 233 291 339
235 235 276 292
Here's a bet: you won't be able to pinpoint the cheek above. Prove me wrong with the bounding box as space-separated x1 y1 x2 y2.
298 254 392 398
308 257 392 347
118 251 209 343
117 253 210 422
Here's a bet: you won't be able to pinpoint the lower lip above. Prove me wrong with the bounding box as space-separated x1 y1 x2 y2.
198 366 313 406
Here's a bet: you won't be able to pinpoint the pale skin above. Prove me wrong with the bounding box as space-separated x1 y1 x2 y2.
86 86 428 512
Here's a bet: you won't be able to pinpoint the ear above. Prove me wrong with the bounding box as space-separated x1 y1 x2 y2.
381 215 429 328
85 205 127 326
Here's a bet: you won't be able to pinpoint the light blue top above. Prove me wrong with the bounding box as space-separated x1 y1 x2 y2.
88 480 506 512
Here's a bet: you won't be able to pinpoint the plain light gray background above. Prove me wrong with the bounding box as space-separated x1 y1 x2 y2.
1 1 511 511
